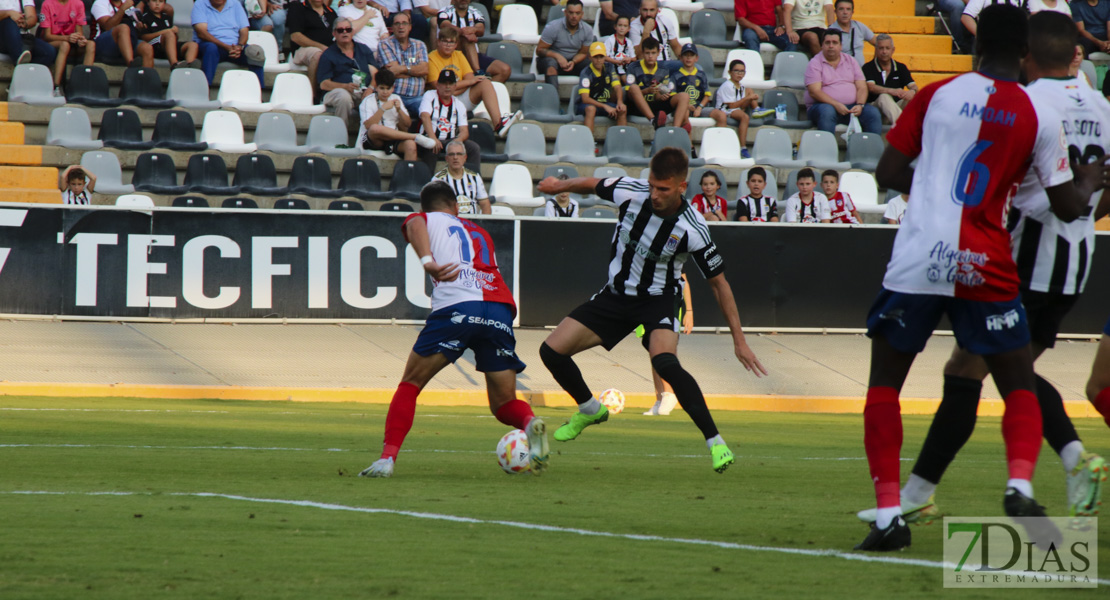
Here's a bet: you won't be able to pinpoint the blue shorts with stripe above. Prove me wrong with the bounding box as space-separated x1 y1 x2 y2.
412 301 526 373
865 288 1030 355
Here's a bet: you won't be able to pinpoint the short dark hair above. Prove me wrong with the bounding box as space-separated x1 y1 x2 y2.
834 0 853 8
565 0 583 8
615 15 630 25
976 4 1028 59
747 166 767 182
375 68 396 89
1028 11 1078 70
700 171 722 187
641 37 660 52
66 168 86 183
649 147 689 182
821 28 842 43
729 59 745 72
388 11 410 25
796 168 816 182
821 169 839 181
420 180 458 211
438 27 458 41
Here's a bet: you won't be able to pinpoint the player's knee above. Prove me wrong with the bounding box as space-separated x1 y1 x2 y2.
540 342 568 369
651 352 683 380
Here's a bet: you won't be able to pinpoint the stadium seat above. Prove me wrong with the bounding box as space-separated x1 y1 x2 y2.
838 171 880 212
471 81 511 123
217 70 272 112
547 3 565 23
521 83 571 122
490 205 516 216
1080 60 1097 87
253 112 311 154
67 66 122 107
847 132 884 171
270 73 326 114
467 122 509 163
184 154 241 195
505 123 556 164
700 127 755 168
172 195 209 207
168 0 193 26
489 164 544 206
485 42 534 82
289 156 341 197
248 30 290 73
305 115 360 156
46 107 103 150
722 49 775 90
798 130 851 170
115 194 155 208
222 197 259 209
783 168 801 198
199 111 257 153
472 2 501 42
697 44 724 87
497 4 541 44
602 126 649 166
132 153 186 195
532 206 547 216
690 10 738 48
274 198 311 210
380 201 415 212
651 127 705 167
9 64 65 106
688 167 729 200
119 67 176 108
329 200 365 210
752 126 805 168
661 0 704 11
770 52 809 88
166 68 219 109
762 90 811 129
582 207 617 219
80 151 134 194
152 110 208 151
233 154 288 196
594 166 627 178
701 0 733 9
554 124 607 165
98 108 154 150
338 158 392 200
388 160 433 201
543 165 578 180
736 167 779 200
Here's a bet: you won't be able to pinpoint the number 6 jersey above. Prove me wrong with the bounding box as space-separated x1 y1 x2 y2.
402 212 516 315
882 72 1072 301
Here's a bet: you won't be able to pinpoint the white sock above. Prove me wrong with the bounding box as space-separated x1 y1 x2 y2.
875 506 902 529
901 474 937 507
705 434 725 450
578 397 602 415
1007 478 1034 498
1060 440 1084 473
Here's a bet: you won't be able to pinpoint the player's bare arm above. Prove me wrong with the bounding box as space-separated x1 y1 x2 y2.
1045 153 1110 222
874 144 915 195
404 216 461 281
706 273 766 377
537 176 601 196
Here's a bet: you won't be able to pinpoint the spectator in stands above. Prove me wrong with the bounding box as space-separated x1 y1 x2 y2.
783 168 831 223
804 28 881 134
339 0 388 60
736 0 796 52
545 189 580 217
40 0 91 95
934 0 969 54
625 37 688 128
711 59 773 159
433 139 490 214
378 12 428 118
884 192 907 224
1029 0 1070 14
357 68 436 159
961 0 1028 47
579 40 627 129
784 0 833 56
241 0 286 53
59 165 95 205
820 169 860 223
1 0 56 70
418 69 480 173
192 0 265 84
407 0 434 41
670 43 710 134
735 166 779 221
1072 0 1110 56
141 0 201 69
536 0 593 87
436 0 511 82
92 0 154 67
862 33 916 124
599 0 639 37
691 171 727 221
630 0 680 70
603 15 635 76
828 0 873 65
427 27 521 135
288 0 337 90
318 18 378 129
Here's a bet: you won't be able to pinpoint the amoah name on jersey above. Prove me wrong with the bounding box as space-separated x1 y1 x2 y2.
959 102 1017 127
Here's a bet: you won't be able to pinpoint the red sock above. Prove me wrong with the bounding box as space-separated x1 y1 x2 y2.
494 399 534 430
864 386 903 508
1001 388 1042 481
381 382 420 460
1094 388 1110 429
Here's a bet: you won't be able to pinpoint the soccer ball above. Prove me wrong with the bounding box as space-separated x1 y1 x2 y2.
497 429 531 474
598 388 625 415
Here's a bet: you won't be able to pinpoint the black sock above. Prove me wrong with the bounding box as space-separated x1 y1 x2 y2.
539 342 593 405
1036 373 1079 455
911 375 982 484
651 353 719 439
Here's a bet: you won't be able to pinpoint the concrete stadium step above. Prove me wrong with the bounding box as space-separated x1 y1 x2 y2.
855 15 939 34
0 121 22 144
0 144 44 165
2 188 60 203
863 34 953 59
855 0 917 16
894 53 971 73
914 72 961 87
0 165 56 190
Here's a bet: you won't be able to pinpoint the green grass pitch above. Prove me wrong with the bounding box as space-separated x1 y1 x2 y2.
1 395 1107 599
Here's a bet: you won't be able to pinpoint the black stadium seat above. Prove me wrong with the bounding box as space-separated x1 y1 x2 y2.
184 154 241 196
388 161 432 201
98 108 154 150
274 198 311 210
67 65 122 107
172 196 210 208
338 158 391 200
152 110 208 152
132 152 187 195
233 154 288 196
288 156 341 197
222 197 259 209
119 67 176 109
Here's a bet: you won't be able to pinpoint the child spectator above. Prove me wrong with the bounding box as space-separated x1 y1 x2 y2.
710 59 774 159
669 43 710 134
624 37 688 129
578 40 626 129
782 168 831 222
357 68 436 160
602 15 634 76
820 169 860 223
140 0 200 69
40 0 95 96
735 167 779 222
690 171 727 221
545 189 580 218
884 193 907 224
59 165 95 204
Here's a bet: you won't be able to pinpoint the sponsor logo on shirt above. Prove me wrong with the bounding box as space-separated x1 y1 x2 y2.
927 242 988 287
985 309 1020 331
468 315 512 333
439 340 462 350
450 312 466 324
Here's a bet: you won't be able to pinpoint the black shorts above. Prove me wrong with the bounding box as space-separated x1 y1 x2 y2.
478 53 496 71
795 26 826 40
150 41 188 59
363 137 398 156
1022 289 1079 349
568 288 681 351
648 98 675 115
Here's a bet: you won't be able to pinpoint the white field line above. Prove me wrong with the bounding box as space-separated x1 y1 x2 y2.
2 490 1106 586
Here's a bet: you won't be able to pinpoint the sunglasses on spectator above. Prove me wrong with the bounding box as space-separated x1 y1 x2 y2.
335 27 353 33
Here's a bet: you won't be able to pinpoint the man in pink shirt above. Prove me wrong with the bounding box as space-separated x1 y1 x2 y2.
804 28 880 133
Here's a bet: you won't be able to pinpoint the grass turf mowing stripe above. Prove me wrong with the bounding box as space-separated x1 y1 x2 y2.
5 490 1107 586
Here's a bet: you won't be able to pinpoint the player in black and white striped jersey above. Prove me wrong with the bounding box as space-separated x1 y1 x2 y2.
435 0 511 82
535 147 767 474
433 140 490 215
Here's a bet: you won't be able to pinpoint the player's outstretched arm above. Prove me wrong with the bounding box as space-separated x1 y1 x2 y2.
537 176 602 197
404 217 460 282
874 144 914 195
1046 154 1110 223
707 273 767 377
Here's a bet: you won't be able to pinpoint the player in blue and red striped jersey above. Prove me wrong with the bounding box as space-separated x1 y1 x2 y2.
359 181 549 479
856 3 1110 551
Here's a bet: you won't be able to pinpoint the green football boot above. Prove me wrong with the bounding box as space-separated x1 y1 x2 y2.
553 405 609 442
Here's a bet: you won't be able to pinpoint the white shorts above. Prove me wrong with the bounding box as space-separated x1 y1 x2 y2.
455 91 478 111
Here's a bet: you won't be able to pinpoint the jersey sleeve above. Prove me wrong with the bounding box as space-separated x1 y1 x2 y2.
782 196 798 222
767 198 779 219
1030 100 1073 190
400 212 427 243
628 20 642 46
686 219 726 279
594 176 624 202
736 197 751 219
816 195 832 220
475 177 488 201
